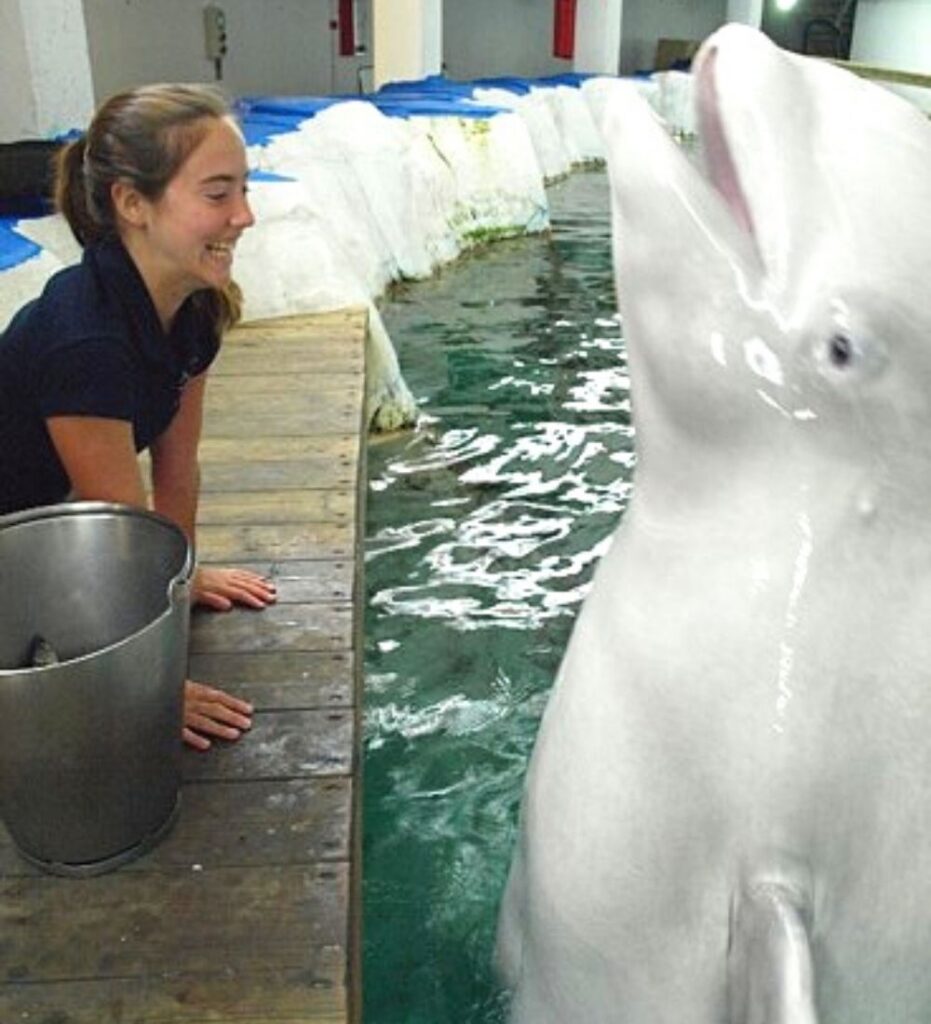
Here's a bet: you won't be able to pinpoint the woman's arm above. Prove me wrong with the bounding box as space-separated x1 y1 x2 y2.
45 415 147 506
149 372 276 611
45 409 257 750
149 372 206 540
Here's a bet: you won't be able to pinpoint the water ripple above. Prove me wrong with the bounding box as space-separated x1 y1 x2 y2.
364 170 627 1024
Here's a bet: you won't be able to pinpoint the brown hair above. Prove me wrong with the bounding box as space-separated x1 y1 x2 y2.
54 83 243 330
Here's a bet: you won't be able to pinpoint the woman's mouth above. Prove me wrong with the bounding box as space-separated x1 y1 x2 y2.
205 240 235 264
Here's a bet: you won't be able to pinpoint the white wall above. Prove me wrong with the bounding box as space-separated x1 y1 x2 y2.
373 0 442 88
0 1 38 140
443 0 571 80
852 0 931 69
0 0 95 141
575 0 623 75
726 0 762 28
619 0 728 74
82 0 371 102
851 0 931 113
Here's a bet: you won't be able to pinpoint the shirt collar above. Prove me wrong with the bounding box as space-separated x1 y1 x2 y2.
87 236 204 372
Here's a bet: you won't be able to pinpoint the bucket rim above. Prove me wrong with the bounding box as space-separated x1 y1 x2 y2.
0 501 194 677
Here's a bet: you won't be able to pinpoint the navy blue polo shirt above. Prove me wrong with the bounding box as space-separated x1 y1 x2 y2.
0 237 220 514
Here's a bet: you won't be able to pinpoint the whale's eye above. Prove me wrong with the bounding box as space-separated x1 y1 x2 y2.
828 333 853 368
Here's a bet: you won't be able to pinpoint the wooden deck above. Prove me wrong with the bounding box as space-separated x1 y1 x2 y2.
0 308 369 1023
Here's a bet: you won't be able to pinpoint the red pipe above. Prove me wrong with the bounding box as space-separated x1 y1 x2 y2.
554 0 577 59
339 0 355 56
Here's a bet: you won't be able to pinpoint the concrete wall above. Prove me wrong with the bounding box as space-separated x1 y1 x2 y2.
82 0 371 102
0 0 95 141
575 0 623 76
373 0 442 88
0 1 39 140
851 0 931 70
851 0 931 113
443 0 570 80
619 0 727 74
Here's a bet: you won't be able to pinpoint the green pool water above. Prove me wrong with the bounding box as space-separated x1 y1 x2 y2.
363 169 634 1023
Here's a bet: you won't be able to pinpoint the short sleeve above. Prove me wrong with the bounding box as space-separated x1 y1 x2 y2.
188 323 220 378
178 301 221 379
36 337 139 421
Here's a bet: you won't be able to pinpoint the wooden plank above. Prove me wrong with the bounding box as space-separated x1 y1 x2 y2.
0 778 351 877
195 489 354 525
197 435 357 464
233 308 367 332
190 560 354 604
204 403 361 438
187 651 353 710
198 458 356 492
205 393 362 422
190 603 352 655
141 437 358 491
196 522 354 562
0 863 347 981
210 344 363 378
207 372 361 398
231 308 367 334
0 970 346 1024
182 709 353 781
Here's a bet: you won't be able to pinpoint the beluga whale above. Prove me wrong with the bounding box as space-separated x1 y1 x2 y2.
496 23 931 1024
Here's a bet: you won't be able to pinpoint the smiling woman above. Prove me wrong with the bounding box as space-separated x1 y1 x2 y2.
0 83 276 749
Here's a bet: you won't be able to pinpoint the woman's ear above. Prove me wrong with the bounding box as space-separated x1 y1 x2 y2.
110 179 149 228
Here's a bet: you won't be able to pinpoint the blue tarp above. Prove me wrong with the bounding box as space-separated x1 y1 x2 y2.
237 96 342 119
238 87 509 145
472 77 534 95
367 95 505 118
376 74 475 97
248 169 296 183
0 220 41 272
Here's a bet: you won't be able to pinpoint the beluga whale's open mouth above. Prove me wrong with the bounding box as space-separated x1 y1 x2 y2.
692 42 757 248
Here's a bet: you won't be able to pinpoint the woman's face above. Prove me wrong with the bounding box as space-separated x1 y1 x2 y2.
134 115 254 308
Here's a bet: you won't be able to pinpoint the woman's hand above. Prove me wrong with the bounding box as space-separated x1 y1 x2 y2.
183 680 253 751
193 566 277 611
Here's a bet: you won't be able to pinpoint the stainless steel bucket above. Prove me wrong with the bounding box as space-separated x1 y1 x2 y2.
0 502 193 876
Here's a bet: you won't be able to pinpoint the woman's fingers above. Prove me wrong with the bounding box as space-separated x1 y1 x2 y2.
183 725 212 751
183 680 254 751
192 566 278 610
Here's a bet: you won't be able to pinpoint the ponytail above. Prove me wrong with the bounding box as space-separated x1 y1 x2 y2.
193 280 244 338
54 136 110 247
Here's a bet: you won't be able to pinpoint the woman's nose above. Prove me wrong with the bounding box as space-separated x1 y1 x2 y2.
232 190 255 229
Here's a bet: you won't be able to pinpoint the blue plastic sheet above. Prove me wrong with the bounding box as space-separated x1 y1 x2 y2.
248 169 296 183
367 95 504 118
238 89 507 145
0 220 41 271
236 71 592 145
534 72 596 87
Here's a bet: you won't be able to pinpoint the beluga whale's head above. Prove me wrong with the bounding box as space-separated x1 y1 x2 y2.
602 24 931 532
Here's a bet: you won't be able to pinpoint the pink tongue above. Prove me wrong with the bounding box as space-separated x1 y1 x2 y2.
697 48 756 240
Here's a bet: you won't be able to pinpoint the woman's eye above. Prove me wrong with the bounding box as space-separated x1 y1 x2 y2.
828 333 853 368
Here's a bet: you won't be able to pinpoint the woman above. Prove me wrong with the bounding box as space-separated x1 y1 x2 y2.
0 83 276 750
